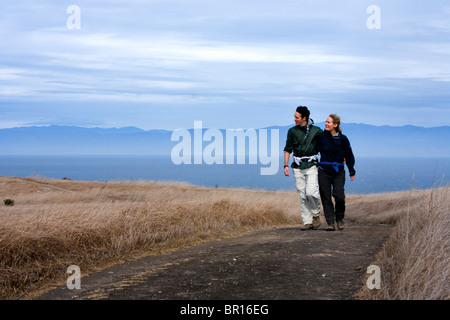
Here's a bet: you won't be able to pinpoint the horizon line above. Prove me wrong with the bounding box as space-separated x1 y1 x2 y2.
1 122 449 131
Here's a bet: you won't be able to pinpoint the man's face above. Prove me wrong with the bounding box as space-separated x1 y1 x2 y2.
294 112 307 126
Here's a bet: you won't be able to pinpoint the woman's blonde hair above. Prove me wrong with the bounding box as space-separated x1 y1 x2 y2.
329 114 342 133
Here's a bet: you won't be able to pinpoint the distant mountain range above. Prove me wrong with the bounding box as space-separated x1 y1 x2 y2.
0 123 449 157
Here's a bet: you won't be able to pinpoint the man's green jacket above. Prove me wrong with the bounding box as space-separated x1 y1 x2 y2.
283 119 323 170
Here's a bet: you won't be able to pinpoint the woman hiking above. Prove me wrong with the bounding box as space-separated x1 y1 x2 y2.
317 114 356 231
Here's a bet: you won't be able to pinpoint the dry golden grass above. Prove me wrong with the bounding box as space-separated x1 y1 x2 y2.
355 186 449 300
0 175 448 300
0 176 301 299
346 188 438 224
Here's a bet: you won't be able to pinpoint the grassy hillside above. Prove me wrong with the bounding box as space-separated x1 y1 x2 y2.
353 186 449 299
0 176 448 299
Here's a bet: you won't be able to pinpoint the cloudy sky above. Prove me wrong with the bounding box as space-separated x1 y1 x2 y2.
1 0 449 130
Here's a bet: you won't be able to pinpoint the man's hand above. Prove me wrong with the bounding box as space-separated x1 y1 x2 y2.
284 152 291 177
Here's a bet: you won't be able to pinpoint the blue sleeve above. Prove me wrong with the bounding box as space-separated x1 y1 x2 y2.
342 135 356 176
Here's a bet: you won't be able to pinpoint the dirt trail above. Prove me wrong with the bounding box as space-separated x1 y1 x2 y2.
37 221 392 300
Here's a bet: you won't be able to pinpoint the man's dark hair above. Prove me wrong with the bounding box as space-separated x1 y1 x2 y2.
296 106 310 121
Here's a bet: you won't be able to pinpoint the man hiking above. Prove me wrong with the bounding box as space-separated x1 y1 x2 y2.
284 106 323 230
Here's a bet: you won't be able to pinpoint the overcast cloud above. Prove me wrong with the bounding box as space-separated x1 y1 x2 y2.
0 0 449 129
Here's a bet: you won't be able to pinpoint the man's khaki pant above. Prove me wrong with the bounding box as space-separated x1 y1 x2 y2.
293 166 321 225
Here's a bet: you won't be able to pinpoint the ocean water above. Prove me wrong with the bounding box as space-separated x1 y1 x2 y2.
0 155 448 194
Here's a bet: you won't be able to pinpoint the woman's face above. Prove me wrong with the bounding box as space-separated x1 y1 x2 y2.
325 117 338 132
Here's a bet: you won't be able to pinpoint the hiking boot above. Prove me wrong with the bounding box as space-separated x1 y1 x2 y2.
326 224 335 231
301 224 313 231
337 220 344 230
313 216 321 229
